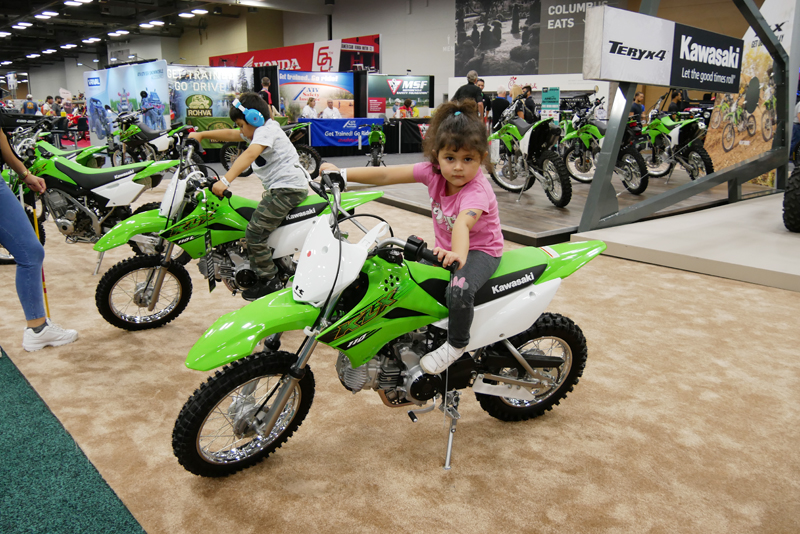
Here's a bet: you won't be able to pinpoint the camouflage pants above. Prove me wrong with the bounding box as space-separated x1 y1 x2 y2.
246 187 308 279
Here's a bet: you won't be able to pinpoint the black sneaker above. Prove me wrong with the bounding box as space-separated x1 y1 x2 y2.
242 277 284 301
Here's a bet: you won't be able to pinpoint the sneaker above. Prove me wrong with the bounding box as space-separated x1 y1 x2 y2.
22 319 79 352
420 342 466 375
242 276 284 301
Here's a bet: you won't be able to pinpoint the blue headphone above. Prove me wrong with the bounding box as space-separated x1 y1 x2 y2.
232 98 265 127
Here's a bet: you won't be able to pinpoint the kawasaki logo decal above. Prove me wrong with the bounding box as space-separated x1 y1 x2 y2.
679 35 740 69
285 207 316 221
491 272 537 295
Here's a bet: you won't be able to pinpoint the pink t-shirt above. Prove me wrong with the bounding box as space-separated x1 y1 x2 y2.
413 162 504 257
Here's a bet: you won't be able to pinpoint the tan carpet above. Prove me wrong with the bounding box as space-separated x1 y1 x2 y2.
1 178 798 533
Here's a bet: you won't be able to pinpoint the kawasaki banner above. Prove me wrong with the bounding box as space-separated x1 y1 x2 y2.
367 75 433 118
298 118 383 147
167 65 254 148
583 6 743 93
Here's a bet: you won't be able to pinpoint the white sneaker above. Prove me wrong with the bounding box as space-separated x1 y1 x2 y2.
420 342 466 375
22 319 79 352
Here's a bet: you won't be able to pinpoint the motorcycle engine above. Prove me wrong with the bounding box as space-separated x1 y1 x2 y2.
198 241 258 292
44 190 97 240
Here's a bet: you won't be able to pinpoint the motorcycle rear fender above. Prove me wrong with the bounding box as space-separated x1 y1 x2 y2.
135 159 178 179
186 289 320 371
93 209 167 251
536 240 606 284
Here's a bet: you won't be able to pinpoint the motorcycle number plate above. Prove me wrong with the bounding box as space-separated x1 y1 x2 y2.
205 231 216 293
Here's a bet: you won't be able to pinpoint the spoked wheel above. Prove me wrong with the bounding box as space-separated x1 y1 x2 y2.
172 351 315 477
220 142 253 177
95 254 192 330
539 150 572 208
683 147 714 180
0 208 45 265
111 149 135 167
710 108 721 129
295 144 321 178
637 138 673 178
617 146 648 195
489 148 535 192
746 114 757 136
722 123 736 152
476 313 587 422
127 202 191 265
563 146 594 183
762 112 773 142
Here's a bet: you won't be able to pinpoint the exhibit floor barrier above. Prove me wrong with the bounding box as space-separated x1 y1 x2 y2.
0 172 798 533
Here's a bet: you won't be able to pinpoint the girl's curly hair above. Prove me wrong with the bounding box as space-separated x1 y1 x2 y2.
423 99 490 171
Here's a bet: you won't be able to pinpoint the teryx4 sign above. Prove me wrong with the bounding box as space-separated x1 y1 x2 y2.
583 6 743 93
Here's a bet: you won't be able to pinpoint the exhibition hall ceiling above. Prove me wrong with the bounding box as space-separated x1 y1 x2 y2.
0 0 329 74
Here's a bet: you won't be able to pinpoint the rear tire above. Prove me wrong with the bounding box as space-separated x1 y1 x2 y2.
722 123 735 152
762 111 773 142
295 144 321 178
684 147 714 180
710 108 721 129
220 142 253 177
476 313 587 422
617 146 648 195
783 168 800 233
539 150 572 208
370 145 381 167
746 114 756 136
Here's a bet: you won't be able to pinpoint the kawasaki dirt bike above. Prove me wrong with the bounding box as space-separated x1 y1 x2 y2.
561 98 649 195
637 102 713 181
93 166 380 331
170 172 604 477
709 94 733 130
721 95 757 153
221 122 321 179
358 122 387 167
109 107 203 168
488 97 572 207
761 82 777 142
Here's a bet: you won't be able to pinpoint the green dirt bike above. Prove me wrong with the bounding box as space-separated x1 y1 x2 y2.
561 98 649 195
488 97 571 206
359 122 387 167
109 107 203 168
221 122 321 179
721 95 757 153
637 98 713 181
761 82 777 142
170 171 605 477
708 94 733 130
93 164 380 331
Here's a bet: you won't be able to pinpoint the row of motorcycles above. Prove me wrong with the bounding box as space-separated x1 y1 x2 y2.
487 93 714 207
2 118 606 476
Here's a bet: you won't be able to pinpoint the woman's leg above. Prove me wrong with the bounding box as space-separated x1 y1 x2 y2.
0 181 46 322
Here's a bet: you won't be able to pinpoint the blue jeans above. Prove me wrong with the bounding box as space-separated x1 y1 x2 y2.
0 180 45 321
791 123 800 161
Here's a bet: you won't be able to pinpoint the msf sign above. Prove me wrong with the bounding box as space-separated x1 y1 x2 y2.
387 79 428 95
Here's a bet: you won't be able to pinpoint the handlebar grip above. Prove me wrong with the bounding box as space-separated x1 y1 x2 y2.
419 247 460 273
222 189 232 199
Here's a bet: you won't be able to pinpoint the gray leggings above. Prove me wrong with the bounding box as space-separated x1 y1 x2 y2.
446 250 502 349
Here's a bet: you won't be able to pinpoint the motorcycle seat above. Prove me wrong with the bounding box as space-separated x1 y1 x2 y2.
138 122 167 140
53 158 151 190
510 118 533 137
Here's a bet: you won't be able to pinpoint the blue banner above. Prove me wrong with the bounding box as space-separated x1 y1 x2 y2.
299 118 383 147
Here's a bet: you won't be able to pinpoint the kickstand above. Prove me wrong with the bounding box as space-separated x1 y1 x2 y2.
93 251 105 276
439 390 461 470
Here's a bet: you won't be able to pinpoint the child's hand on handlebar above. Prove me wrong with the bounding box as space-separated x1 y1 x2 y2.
320 162 340 173
433 247 464 270
188 132 202 141
211 180 228 198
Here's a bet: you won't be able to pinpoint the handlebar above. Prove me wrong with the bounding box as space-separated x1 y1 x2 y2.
400 235 459 273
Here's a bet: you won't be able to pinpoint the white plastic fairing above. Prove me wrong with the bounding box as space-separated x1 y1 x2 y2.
669 126 681 148
292 217 368 307
267 216 316 259
159 171 187 219
150 134 170 152
432 278 562 351
93 177 146 207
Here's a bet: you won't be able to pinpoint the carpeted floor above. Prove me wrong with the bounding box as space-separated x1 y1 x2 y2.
0 176 798 533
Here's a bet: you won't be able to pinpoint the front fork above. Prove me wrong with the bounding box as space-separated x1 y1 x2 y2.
146 241 176 312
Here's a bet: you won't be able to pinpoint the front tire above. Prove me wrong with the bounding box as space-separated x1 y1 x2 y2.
746 114 756 136
684 147 714 180
617 145 648 195
476 313 587 422
95 254 192 330
563 145 594 183
172 351 315 477
722 123 735 152
489 147 535 192
539 150 572 208
783 168 800 233
710 108 721 129
295 144 321 178
762 111 773 141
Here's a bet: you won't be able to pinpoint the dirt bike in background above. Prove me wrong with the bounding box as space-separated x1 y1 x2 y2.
709 94 734 130
170 172 605 477
93 168 380 331
761 82 777 142
109 107 204 168
561 97 649 195
359 122 387 167
488 96 572 207
221 122 321 179
721 94 757 152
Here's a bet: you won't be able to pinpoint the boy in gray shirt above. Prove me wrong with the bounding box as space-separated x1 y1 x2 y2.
190 93 308 300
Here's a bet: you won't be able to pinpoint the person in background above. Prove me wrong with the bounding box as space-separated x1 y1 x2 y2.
476 78 491 119
791 98 800 164
667 90 683 113
188 93 309 301
392 98 402 116
52 96 63 116
258 77 273 111
301 98 317 119
0 129 79 351
452 70 484 119
522 85 537 121
321 99 342 119
629 91 645 120
42 96 54 116
395 99 417 118
22 95 38 115
491 87 510 131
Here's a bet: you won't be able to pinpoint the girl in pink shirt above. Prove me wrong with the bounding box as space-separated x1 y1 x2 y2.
320 100 503 375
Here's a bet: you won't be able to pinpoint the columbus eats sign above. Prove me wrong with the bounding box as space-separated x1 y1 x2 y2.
583 6 742 93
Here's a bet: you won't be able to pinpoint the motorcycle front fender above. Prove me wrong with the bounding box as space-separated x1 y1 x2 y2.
186 289 321 372
93 209 167 252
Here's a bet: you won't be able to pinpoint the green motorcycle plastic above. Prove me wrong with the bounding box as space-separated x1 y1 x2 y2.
638 109 713 180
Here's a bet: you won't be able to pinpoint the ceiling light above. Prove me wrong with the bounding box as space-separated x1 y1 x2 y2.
42 11 59 16
108 32 120 36
1 61 12 65
77 0 93 3
178 13 195 18
64 1 82 6
77 62 83 66
26 54 41 58
0 32 10 37
18 22 33 27
12 25 26 30
110 57 117 61
150 20 164 26
92 59 99 62
35 14 51 19
43 49 57 54
82 39 93 43
191 9 208 14
117 30 129 34
139 23 154 28
60 44 77 49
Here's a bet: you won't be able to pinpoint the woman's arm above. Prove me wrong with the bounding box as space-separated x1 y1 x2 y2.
0 130 46 192
435 208 483 269
320 162 417 187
